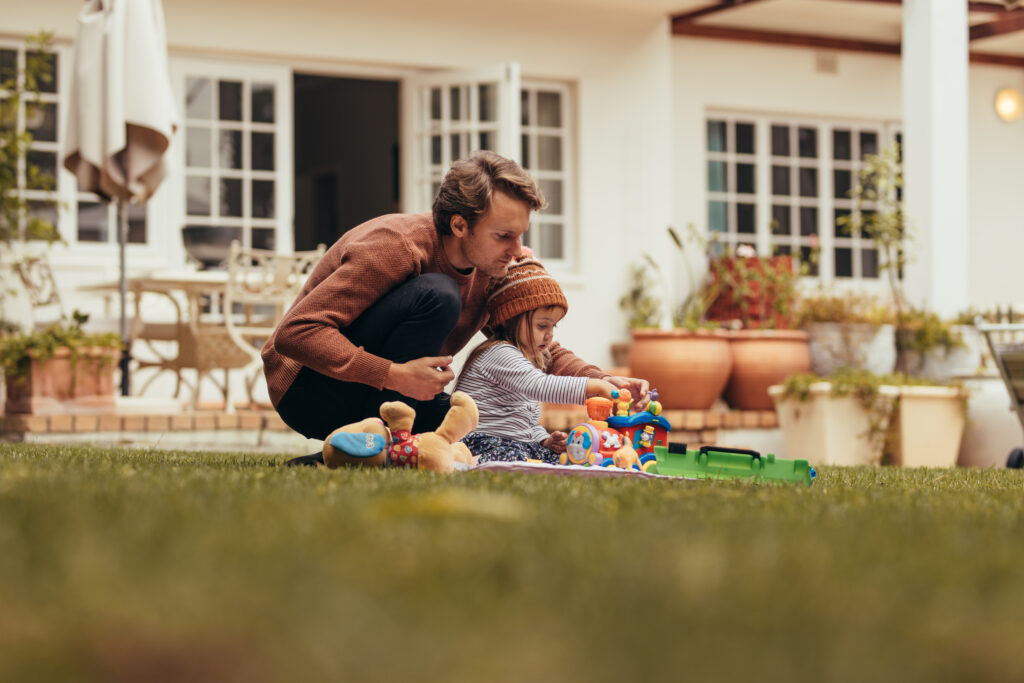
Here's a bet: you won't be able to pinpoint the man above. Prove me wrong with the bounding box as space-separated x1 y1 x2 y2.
263 151 648 460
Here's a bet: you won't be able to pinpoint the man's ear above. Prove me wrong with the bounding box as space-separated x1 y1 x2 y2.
450 214 468 237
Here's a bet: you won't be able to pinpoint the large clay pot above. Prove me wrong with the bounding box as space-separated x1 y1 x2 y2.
725 330 811 411
4 346 119 414
627 329 732 410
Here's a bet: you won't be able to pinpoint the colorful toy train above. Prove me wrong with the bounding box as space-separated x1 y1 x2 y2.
560 389 815 486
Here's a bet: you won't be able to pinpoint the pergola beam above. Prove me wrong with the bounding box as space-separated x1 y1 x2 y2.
970 12 1024 39
670 0 771 25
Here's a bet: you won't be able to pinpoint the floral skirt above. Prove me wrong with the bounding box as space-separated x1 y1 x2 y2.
462 432 560 465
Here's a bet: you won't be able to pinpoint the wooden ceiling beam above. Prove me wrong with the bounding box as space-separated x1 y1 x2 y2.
671 0 772 26
970 13 1024 40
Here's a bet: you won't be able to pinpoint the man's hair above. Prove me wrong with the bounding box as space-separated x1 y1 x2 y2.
432 151 545 236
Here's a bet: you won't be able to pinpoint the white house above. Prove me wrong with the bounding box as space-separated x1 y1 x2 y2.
2 0 1023 402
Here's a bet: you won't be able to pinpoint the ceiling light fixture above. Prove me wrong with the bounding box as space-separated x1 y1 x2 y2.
995 87 1023 123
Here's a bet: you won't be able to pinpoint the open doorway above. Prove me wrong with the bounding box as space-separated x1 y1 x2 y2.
292 74 399 251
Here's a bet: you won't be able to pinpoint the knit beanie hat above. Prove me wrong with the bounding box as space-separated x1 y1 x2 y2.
486 254 568 329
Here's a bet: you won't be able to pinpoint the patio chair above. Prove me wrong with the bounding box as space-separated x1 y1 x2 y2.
12 254 67 329
217 240 326 408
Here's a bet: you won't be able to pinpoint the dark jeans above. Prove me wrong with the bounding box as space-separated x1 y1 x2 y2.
276 273 461 440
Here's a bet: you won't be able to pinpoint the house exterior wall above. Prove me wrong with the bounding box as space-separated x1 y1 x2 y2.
672 36 1024 313
2 0 672 372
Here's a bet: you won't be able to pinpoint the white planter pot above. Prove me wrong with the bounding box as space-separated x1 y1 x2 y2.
900 325 982 382
804 322 896 377
890 385 968 468
769 382 898 466
958 375 1023 468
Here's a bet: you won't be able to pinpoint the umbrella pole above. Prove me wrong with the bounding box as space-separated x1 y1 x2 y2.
118 199 131 397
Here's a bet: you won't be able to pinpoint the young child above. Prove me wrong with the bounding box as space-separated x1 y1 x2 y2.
455 254 618 463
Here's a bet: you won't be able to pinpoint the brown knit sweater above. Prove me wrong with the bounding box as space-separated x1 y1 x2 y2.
262 213 606 407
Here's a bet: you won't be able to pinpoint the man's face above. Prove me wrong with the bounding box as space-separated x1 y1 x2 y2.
451 191 529 278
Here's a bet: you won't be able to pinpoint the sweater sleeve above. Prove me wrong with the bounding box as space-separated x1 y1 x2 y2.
480 344 588 404
272 230 420 390
546 342 610 380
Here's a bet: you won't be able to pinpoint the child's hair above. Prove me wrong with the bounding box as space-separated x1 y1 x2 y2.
462 254 567 374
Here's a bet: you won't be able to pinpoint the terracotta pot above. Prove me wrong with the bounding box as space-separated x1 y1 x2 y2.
725 330 811 411
4 346 119 414
628 329 732 410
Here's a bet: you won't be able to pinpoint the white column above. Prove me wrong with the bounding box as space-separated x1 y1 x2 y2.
901 0 970 317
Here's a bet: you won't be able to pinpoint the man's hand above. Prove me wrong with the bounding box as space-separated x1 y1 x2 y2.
607 375 651 411
384 356 454 401
542 431 568 454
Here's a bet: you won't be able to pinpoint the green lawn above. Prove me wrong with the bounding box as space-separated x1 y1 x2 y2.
0 443 1021 683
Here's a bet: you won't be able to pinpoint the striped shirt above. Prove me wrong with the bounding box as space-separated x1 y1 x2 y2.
455 342 588 443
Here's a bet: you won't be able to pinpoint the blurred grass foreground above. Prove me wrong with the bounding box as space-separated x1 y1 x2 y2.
0 443 1022 682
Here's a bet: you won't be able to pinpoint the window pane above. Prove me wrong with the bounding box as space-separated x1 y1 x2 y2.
520 89 529 125
860 131 878 159
253 228 275 251
252 132 275 171
450 86 461 121
540 223 564 259
251 82 274 123
78 201 108 242
430 88 441 120
478 83 496 122
737 203 755 234
771 205 790 236
833 129 851 160
220 178 242 217
187 126 211 167
219 80 242 121
520 134 529 168
834 169 852 199
28 200 58 239
798 127 817 158
0 49 16 84
771 125 790 156
218 129 241 169
186 77 213 119
187 176 211 215
28 51 57 93
708 161 727 192
708 201 727 233
26 150 56 190
537 135 562 170
479 131 493 151
450 133 461 161
539 179 563 215
707 120 726 152
834 208 851 237
26 101 57 142
835 247 853 277
862 248 879 279
431 135 442 164
537 91 561 127
736 163 755 194
772 165 790 196
860 210 876 238
252 180 275 219
127 202 146 244
735 122 755 154
799 167 818 197
800 245 820 277
800 206 818 236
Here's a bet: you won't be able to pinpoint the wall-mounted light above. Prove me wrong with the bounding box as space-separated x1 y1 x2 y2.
995 87 1023 122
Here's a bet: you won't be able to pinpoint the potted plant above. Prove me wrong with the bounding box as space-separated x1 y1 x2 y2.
0 310 122 414
897 307 982 382
623 226 732 411
796 292 897 376
704 243 811 411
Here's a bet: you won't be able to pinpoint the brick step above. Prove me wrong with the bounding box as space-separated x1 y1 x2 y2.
540 405 778 433
0 410 289 435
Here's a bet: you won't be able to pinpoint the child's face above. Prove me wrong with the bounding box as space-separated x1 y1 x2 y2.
522 306 566 356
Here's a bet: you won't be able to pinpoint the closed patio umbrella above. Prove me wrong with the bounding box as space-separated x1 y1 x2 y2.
63 0 178 395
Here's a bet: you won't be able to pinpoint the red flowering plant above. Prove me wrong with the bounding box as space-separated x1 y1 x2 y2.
705 240 806 330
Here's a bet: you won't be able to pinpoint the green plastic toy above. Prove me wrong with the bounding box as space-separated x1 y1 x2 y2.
647 443 815 486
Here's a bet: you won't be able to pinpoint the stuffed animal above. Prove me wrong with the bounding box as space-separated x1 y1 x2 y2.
321 390 479 473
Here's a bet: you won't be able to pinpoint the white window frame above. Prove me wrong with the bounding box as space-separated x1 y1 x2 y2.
170 57 293 261
706 110 900 289
520 79 575 273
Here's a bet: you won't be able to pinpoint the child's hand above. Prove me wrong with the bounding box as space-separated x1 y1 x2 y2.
542 431 568 454
585 378 618 400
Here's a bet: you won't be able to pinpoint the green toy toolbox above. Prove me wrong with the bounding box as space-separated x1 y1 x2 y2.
648 443 816 486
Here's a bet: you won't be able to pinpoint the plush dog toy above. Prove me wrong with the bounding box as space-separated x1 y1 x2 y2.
321 390 478 473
